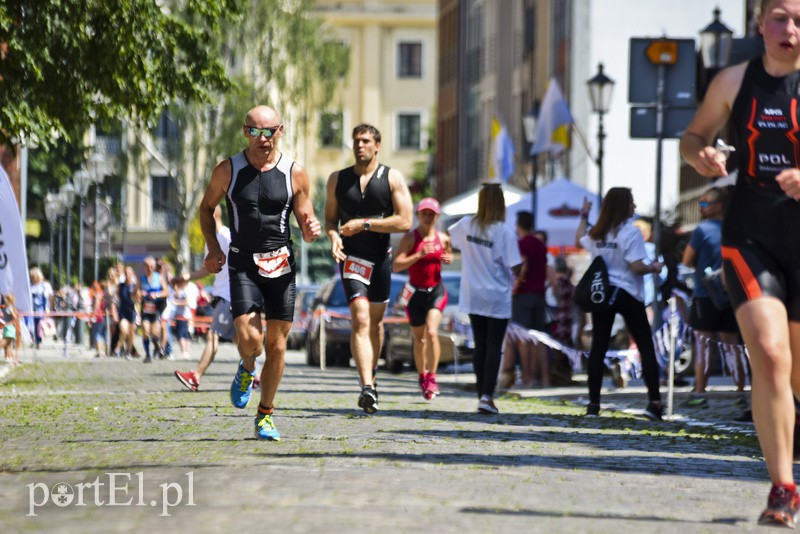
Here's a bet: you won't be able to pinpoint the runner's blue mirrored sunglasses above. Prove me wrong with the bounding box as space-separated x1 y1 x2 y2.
246 125 281 138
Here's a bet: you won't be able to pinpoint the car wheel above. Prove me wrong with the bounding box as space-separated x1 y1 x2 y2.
305 332 320 367
384 344 404 374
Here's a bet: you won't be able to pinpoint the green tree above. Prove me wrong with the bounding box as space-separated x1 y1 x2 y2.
0 0 238 149
152 0 349 271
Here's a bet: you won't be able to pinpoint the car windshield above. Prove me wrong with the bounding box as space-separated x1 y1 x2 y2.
442 276 460 305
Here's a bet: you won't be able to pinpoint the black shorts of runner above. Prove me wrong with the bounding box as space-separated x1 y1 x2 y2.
227 246 296 321
689 296 739 333
722 239 800 321
141 298 162 323
405 282 449 327
340 253 393 304
118 307 136 323
511 292 547 331
141 312 161 324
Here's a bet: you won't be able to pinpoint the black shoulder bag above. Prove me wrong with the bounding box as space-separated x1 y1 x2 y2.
573 256 617 313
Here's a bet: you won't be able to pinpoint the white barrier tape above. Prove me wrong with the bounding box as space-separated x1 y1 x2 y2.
508 309 753 382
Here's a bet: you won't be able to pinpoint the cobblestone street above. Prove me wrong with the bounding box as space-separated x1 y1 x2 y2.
0 342 782 533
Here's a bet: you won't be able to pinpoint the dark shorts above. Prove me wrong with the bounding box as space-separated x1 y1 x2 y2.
405 282 448 327
141 298 161 323
172 318 191 340
228 246 296 321
141 312 161 324
340 253 392 304
689 296 739 333
722 240 800 321
511 292 547 331
91 320 107 343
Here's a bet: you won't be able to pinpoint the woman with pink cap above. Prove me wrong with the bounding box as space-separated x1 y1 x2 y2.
393 197 453 399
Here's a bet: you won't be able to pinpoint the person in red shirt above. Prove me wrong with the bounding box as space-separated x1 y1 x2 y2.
393 198 453 399
511 211 550 387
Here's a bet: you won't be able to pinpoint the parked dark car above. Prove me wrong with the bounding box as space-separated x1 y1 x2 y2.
287 284 320 350
305 274 408 367
383 270 474 373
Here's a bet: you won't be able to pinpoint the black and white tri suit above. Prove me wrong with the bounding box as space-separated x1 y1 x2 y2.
335 164 394 303
225 151 296 321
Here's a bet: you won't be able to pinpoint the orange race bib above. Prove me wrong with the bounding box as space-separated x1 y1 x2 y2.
253 246 292 279
342 256 374 285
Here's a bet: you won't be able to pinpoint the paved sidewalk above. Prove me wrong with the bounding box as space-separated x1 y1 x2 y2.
0 340 782 533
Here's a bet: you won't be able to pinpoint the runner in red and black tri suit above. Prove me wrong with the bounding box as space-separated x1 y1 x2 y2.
681 0 800 526
393 197 453 400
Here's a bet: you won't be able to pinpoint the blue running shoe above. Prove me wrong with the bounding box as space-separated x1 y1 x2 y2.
254 413 281 441
230 361 257 409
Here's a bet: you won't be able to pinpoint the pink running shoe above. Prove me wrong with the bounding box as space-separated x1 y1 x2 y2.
426 372 440 397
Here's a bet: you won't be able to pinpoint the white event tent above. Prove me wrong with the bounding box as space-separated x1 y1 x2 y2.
505 178 599 250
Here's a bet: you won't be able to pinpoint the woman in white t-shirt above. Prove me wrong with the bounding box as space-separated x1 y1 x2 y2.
575 188 664 420
448 182 522 415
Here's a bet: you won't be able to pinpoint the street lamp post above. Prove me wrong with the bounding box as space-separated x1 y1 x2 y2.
88 153 105 282
72 169 92 286
522 101 541 228
60 183 77 287
698 7 734 98
56 196 65 288
45 192 62 288
586 63 615 204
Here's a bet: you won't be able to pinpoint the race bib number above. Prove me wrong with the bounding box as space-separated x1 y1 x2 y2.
342 256 374 285
253 247 292 279
142 301 157 314
398 282 415 307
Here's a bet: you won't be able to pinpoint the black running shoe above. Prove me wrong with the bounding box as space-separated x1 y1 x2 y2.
758 485 800 528
644 402 663 421
585 403 600 417
358 386 378 414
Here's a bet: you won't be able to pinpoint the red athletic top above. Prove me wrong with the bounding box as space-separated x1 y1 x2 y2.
407 229 443 288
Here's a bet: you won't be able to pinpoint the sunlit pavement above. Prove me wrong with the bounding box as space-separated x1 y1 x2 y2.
0 340 778 532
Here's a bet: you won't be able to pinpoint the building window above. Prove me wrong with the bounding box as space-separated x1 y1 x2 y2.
398 42 422 78
319 111 343 148
397 113 422 150
525 6 535 52
151 175 179 230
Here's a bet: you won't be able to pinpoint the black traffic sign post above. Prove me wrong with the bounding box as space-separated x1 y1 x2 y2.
629 36 697 329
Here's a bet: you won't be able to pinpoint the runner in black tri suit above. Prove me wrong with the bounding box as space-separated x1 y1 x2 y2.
324 123 413 414
681 0 800 525
198 105 321 441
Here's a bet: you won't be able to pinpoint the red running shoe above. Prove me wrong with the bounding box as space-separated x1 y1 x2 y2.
174 370 199 392
253 373 261 389
758 485 800 528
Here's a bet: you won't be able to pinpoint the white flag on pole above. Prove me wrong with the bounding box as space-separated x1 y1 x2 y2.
531 78 575 156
